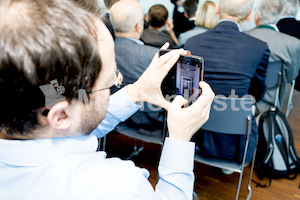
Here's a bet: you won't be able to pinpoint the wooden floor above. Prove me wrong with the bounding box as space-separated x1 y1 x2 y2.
105 88 300 200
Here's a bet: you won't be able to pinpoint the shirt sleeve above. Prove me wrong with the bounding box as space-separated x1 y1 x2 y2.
132 138 195 200
91 86 142 138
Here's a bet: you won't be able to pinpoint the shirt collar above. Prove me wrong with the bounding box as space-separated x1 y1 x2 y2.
0 133 98 166
258 24 279 32
219 19 242 32
127 38 144 45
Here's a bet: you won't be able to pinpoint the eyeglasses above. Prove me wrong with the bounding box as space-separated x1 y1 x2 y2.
91 69 123 93
41 70 123 117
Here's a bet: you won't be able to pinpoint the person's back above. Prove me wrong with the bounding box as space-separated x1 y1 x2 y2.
276 0 300 91
141 4 178 49
111 1 164 136
246 0 300 114
171 0 198 37
185 0 270 163
276 0 300 40
178 1 218 48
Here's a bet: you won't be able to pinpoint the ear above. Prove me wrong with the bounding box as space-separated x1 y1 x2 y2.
245 10 253 22
216 3 220 15
47 101 71 130
184 13 189 19
135 21 143 34
145 14 149 23
254 14 260 27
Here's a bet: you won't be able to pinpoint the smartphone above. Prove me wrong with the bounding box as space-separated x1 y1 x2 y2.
159 49 204 104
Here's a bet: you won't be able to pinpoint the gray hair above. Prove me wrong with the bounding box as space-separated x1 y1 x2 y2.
219 0 254 23
255 0 284 25
110 1 144 33
282 0 299 16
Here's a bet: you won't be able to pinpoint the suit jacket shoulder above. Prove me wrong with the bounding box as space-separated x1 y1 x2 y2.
277 18 300 40
114 37 159 84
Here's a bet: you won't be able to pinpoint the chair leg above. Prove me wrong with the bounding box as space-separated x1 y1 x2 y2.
97 135 107 151
235 138 250 200
286 80 295 118
246 141 258 200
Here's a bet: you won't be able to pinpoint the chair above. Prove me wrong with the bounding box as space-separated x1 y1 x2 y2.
263 61 295 118
114 103 167 160
194 96 254 200
264 61 283 109
285 80 295 118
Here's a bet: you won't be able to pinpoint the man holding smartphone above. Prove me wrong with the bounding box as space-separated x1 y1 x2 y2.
0 0 214 199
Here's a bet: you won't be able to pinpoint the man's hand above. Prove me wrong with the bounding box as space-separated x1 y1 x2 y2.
167 82 215 141
126 43 185 109
164 19 174 34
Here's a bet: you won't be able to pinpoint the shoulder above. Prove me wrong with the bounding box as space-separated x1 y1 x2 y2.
66 153 149 199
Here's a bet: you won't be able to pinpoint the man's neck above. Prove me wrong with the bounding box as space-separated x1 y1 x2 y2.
115 32 140 40
149 26 163 32
220 15 243 26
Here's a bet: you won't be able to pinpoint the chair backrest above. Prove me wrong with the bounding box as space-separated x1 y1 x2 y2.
201 96 253 135
265 61 283 88
265 61 283 107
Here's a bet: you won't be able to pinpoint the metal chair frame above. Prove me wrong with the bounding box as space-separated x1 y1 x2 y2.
194 96 254 200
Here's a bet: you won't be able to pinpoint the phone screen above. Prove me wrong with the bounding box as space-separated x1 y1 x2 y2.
159 50 204 103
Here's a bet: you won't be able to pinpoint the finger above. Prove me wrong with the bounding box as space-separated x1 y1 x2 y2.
160 42 170 50
157 49 184 77
170 95 188 111
187 82 214 112
199 81 215 101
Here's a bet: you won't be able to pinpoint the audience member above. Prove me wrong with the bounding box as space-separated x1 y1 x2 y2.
185 0 270 166
171 0 199 37
178 1 218 47
246 0 300 114
141 4 178 49
277 0 300 91
0 0 215 199
103 0 119 39
110 0 165 136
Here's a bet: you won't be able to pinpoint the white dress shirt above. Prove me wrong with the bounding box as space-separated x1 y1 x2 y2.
0 87 196 200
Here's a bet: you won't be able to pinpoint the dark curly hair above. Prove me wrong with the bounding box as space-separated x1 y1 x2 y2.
0 0 103 135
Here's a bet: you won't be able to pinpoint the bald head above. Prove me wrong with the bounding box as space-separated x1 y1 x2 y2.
110 0 144 34
219 0 254 23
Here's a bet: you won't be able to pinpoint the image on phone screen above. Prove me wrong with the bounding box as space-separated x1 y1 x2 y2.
159 49 204 104
176 61 200 100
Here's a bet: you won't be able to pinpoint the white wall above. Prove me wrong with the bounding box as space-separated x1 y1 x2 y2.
138 0 255 31
99 0 300 30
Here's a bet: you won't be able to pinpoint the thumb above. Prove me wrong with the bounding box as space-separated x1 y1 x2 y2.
170 95 188 110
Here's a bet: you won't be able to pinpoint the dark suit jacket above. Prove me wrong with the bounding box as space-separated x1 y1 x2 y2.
277 17 300 91
114 37 164 136
185 21 270 163
277 17 300 40
171 0 197 37
141 29 177 49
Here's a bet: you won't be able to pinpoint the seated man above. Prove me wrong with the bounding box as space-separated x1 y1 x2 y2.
141 4 178 49
103 0 120 39
277 0 300 91
185 0 270 164
0 0 215 199
171 0 199 37
246 0 300 114
111 0 165 136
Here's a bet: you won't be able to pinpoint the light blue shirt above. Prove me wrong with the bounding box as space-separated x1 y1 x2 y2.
0 87 196 200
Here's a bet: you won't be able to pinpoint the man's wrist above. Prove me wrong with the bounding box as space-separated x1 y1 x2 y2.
126 83 141 104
